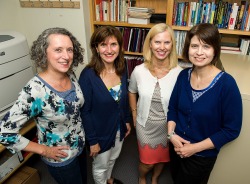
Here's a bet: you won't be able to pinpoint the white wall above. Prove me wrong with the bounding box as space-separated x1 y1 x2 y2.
0 0 91 78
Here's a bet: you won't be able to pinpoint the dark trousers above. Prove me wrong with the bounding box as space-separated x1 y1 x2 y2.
169 143 217 184
47 147 87 184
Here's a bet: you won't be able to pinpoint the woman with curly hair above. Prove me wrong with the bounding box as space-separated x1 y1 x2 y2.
0 27 86 184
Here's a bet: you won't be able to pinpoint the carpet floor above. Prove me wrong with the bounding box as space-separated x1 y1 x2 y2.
27 129 173 184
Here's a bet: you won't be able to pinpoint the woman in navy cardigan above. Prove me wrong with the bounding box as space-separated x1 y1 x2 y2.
79 26 131 184
167 23 242 184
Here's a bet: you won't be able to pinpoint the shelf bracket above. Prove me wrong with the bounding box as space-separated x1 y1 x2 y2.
19 0 80 9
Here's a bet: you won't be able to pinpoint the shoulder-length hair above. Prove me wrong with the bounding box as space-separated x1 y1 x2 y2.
182 23 221 66
143 23 178 70
30 27 84 73
88 26 125 76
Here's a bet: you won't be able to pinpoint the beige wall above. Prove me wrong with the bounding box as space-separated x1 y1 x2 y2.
208 54 250 184
0 0 91 78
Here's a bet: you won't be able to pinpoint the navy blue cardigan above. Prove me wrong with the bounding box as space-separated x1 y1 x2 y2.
167 68 242 157
79 67 131 153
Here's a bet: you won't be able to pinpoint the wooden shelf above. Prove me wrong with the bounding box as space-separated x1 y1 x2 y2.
172 26 250 36
89 0 250 61
125 51 143 56
0 152 34 183
0 119 36 183
93 21 155 28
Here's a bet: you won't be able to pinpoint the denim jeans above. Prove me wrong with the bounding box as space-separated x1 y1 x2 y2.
47 148 87 184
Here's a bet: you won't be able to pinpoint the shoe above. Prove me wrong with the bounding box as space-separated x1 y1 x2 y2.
107 178 123 184
113 178 123 184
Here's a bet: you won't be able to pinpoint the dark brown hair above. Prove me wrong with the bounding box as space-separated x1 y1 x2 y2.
88 26 125 76
182 23 221 66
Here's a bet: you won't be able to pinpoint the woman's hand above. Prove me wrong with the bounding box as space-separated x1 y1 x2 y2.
41 145 70 161
90 143 100 157
174 143 198 158
125 123 131 138
175 138 215 158
170 134 190 148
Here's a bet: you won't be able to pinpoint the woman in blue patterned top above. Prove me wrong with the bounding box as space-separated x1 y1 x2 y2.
79 26 131 184
0 28 86 184
167 23 242 184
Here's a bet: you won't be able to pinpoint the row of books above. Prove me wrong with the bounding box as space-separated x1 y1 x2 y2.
174 31 187 56
125 56 193 78
227 1 250 30
117 26 249 57
116 27 150 53
172 0 250 31
221 38 250 55
125 56 144 78
95 0 134 22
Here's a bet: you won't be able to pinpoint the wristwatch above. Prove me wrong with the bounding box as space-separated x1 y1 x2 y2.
167 131 175 140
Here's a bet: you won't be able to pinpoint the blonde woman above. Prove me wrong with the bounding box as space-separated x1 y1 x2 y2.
128 23 182 184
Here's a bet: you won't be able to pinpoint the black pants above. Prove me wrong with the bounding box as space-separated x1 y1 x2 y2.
169 143 217 184
47 147 88 184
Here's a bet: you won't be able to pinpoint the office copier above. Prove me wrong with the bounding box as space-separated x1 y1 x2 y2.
0 31 34 119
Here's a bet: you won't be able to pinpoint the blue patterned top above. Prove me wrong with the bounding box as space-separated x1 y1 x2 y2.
108 83 122 102
0 73 85 166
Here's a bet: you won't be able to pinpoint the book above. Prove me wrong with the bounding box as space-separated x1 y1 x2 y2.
209 2 216 24
221 49 242 54
224 3 233 29
245 13 250 31
128 7 154 13
221 35 240 47
190 2 197 26
183 2 189 26
95 0 101 21
172 1 178 25
102 0 109 21
234 3 242 29
236 1 246 29
241 1 249 30
127 17 150 24
194 2 200 25
228 3 239 30
221 46 240 51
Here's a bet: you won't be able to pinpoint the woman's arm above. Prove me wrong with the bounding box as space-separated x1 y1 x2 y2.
128 92 137 127
24 141 69 161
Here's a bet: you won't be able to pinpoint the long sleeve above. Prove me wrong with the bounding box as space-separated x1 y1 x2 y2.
209 75 242 150
0 79 43 152
79 69 98 146
167 69 242 157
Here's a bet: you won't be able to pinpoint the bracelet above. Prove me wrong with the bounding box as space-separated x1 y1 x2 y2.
131 108 137 112
167 131 175 140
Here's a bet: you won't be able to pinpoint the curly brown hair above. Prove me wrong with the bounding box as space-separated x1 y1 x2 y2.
30 27 84 73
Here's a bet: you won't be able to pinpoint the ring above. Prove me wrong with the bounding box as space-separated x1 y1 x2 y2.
180 155 183 158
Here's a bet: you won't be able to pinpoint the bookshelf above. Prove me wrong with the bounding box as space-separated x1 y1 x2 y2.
88 0 250 61
0 119 36 183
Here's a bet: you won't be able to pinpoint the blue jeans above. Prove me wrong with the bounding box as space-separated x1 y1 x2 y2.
47 149 87 184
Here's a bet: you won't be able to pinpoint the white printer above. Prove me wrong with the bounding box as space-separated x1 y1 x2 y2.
0 31 34 119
